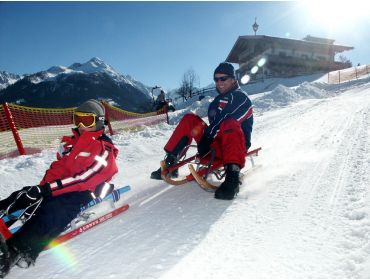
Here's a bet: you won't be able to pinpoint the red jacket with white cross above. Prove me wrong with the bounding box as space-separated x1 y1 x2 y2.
39 128 119 197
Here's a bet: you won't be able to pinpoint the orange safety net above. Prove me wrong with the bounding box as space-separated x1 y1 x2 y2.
0 104 75 159
328 64 370 84
103 102 167 134
0 102 167 160
0 104 17 158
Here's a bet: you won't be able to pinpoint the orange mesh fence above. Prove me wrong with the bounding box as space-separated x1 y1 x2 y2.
328 64 370 84
103 102 167 134
0 104 76 159
0 102 167 160
0 104 9 132
0 104 17 158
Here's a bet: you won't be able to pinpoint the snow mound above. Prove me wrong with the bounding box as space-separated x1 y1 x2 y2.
168 96 213 125
295 82 329 98
253 82 331 111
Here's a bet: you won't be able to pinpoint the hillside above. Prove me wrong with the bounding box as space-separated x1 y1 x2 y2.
1 75 370 278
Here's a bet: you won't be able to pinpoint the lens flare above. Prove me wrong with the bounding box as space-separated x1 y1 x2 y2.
251 66 259 74
48 240 77 267
240 75 250 85
257 57 267 67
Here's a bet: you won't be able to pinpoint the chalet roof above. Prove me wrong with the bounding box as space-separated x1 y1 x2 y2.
303 35 335 44
226 35 354 63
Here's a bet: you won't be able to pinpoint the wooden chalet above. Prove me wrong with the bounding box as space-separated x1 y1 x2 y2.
226 35 354 80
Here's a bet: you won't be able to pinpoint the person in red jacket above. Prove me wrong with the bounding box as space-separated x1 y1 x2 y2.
0 99 118 277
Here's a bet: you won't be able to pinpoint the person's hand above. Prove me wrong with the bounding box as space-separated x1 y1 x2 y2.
25 184 52 200
197 134 213 157
8 184 51 212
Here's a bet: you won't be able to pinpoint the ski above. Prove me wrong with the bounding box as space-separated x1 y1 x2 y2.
45 203 129 250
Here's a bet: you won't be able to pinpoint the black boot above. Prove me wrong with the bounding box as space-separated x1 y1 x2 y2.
0 238 22 278
215 164 241 200
13 248 34 269
150 153 178 180
0 237 10 278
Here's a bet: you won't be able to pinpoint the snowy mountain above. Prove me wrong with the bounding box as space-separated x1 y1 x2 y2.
1 74 370 278
0 71 22 90
0 58 153 112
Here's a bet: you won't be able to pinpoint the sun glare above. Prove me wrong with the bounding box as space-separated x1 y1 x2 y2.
302 0 370 30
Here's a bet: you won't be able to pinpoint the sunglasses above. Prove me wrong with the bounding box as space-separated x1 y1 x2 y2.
73 112 98 128
214 76 230 82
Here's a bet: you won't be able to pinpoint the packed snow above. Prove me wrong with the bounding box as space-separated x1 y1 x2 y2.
1 74 370 278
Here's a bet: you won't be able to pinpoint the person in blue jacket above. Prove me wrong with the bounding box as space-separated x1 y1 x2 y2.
151 62 253 200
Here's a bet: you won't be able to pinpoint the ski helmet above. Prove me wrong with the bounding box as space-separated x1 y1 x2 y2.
75 99 105 130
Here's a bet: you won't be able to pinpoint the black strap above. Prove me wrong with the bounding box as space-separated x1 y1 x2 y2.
56 180 64 190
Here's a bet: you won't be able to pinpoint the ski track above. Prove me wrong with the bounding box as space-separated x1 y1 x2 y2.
5 81 370 278
162 86 370 278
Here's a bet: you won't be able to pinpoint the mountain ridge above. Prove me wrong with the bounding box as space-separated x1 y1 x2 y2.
0 57 153 112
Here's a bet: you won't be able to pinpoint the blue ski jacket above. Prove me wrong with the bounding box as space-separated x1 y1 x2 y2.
206 84 253 148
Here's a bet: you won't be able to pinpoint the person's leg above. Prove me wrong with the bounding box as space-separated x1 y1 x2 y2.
5 191 92 265
151 113 207 179
219 118 247 168
214 119 247 200
164 113 207 155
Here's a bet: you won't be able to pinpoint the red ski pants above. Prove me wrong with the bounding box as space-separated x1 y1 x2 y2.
164 113 247 168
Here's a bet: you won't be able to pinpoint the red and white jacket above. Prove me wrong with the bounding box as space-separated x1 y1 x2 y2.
39 128 119 197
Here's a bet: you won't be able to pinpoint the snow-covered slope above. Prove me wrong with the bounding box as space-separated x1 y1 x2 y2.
1 76 370 278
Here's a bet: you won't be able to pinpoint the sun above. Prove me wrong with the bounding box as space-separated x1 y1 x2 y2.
301 0 370 31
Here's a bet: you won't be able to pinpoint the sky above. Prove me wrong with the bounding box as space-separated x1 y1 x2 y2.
1 1 370 90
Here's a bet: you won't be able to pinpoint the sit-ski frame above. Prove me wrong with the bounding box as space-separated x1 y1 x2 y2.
160 146 262 190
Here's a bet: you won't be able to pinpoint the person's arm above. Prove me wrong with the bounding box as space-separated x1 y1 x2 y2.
46 144 118 196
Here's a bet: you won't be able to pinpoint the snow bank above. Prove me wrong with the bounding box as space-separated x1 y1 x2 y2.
252 82 332 111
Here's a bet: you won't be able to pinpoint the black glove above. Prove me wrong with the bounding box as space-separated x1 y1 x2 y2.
197 134 213 157
25 184 52 200
6 184 51 213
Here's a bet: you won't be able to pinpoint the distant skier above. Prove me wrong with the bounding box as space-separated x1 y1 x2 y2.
150 62 253 200
155 90 166 110
0 99 118 277
154 89 175 112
